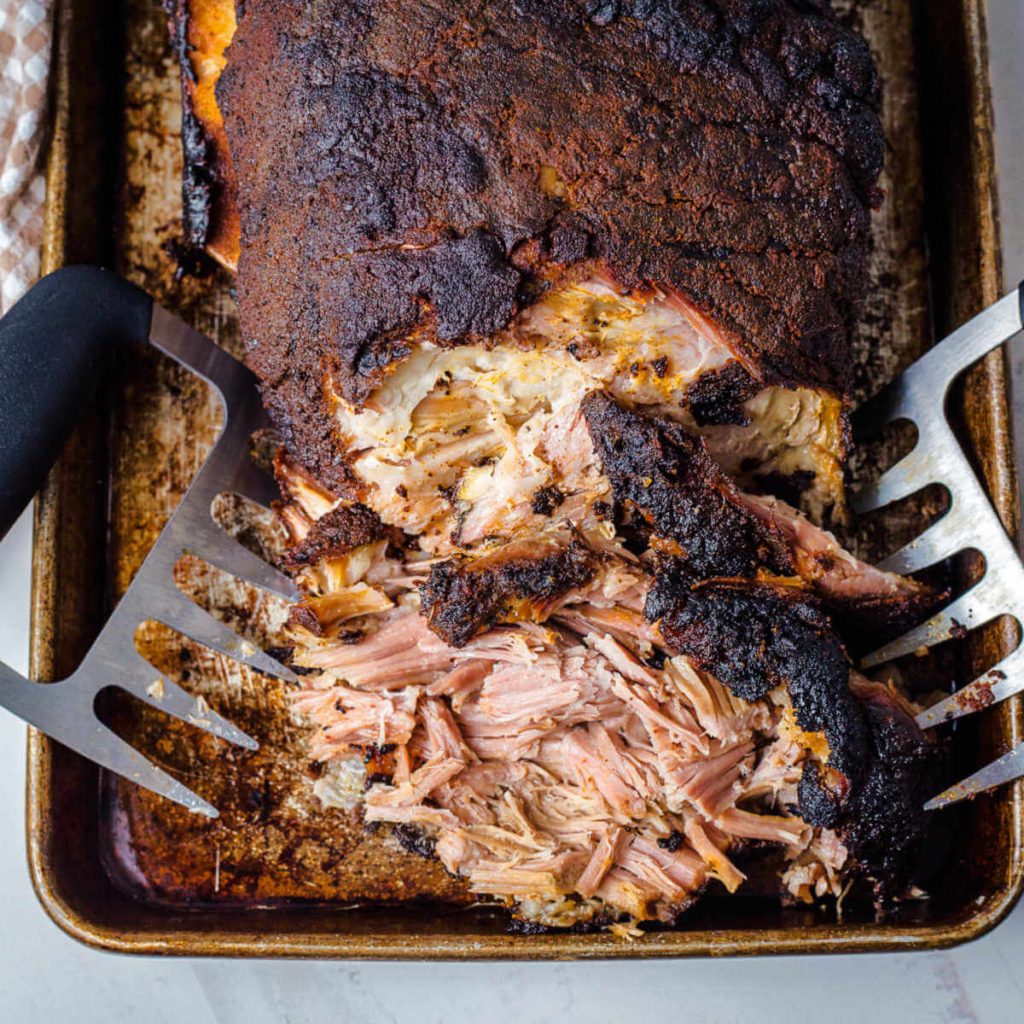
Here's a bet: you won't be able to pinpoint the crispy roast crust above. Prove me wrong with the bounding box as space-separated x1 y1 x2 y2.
161 0 239 268
582 390 794 577
420 536 599 647
647 572 937 893
281 503 387 570
840 680 938 900
647 573 868 779
216 0 882 487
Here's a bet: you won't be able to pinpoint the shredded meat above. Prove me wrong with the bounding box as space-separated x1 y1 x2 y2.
295 591 771 923
648 573 935 892
282 530 934 924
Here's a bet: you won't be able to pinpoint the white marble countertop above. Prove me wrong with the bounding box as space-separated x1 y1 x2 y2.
3 5 1024 1021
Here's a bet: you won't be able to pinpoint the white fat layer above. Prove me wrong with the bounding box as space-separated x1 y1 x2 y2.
312 756 368 813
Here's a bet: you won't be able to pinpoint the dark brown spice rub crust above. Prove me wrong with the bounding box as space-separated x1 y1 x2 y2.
421 536 600 647
582 390 793 578
281 504 388 570
646 573 867 779
684 360 764 427
217 0 882 488
841 679 939 901
647 572 939 897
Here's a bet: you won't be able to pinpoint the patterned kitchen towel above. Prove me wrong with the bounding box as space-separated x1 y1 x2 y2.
0 0 52 312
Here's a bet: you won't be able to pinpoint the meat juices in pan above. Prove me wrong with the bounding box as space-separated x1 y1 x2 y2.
171 0 941 929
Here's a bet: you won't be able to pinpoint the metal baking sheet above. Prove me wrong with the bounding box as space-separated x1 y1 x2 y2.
25 0 1024 957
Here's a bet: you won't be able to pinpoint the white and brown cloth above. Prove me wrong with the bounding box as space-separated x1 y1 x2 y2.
0 0 52 313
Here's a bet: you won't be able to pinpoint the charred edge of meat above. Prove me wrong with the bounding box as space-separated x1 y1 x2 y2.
281 503 388 569
581 390 793 578
265 644 316 678
839 682 940 901
263 381 364 499
649 573 939 900
364 742 397 763
828 583 948 644
505 917 554 936
161 236 221 282
506 913 615 936
391 823 438 860
657 830 686 852
420 537 600 647
684 360 760 427
162 1 217 248
647 573 868 784
795 760 844 829
531 484 566 516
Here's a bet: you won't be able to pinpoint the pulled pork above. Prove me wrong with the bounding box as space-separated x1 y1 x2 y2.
277 429 937 929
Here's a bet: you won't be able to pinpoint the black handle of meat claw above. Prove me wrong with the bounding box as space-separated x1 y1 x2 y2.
0 266 153 542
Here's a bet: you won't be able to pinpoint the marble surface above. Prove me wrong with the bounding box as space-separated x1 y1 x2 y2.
4 5 1024 1020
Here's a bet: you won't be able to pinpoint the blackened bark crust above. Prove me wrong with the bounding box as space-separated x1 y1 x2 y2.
582 391 793 578
421 536 599 647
